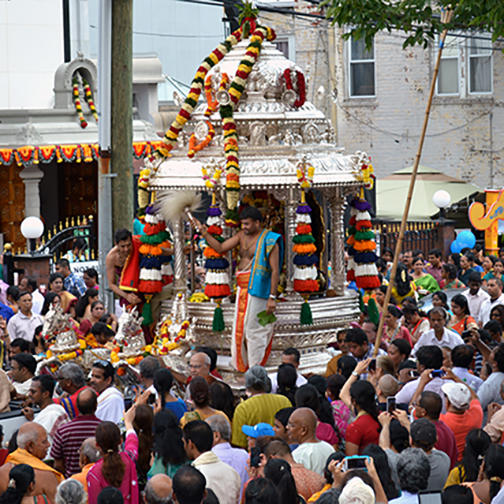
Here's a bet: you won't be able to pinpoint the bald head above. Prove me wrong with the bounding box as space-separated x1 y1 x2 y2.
287 407 317 444
77 387 97 415
378 375 399 398
17 422 49 460
145 474 172 504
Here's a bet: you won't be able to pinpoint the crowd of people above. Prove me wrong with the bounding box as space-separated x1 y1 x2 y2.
2 241 504 504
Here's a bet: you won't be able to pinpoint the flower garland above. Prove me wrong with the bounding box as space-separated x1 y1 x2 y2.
203 193 231 331
72 77 88 129
156 26 245 159
292 162 318 324
346 197 380 290
201 164 223 190
220 25 276 226
82 77 99 122
188 121 215 158
138 205 174 324
204 73 230 117
284 69 306 109
355 152 375 190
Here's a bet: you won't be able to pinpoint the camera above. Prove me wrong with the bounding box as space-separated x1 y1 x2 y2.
430 369 445 378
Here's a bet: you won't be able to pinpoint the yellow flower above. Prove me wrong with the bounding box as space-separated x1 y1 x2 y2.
111 352 119 363
144 345 152 353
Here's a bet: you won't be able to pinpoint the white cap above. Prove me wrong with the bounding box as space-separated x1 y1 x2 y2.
441 382 471 410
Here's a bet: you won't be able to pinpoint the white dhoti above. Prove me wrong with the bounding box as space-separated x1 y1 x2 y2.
231 270 274 372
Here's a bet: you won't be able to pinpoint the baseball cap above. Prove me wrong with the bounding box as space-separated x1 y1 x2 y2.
441 382 471 410
410 418 437 446
241 422 275 438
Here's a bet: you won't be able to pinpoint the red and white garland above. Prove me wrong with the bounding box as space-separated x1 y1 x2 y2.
284 69 306 108
82 77 99 122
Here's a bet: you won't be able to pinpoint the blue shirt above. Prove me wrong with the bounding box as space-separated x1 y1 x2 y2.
64 272 86 297
0 302 14 322
165 398 188 421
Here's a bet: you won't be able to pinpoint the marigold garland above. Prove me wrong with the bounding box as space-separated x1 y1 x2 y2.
82 77 99 122
204 73 230 116
188 121 215 158
201 164 223 190
220 25 276 226
72 78 88 129
156 26 245 159
284 69 306 108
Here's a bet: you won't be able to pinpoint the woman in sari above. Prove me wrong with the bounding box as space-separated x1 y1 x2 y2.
411 256 440 298
449 294 477 336
48 273 76 312
383 305 412 346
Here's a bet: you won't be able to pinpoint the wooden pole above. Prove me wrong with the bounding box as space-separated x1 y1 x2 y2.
111 0 134 231
373 10 453 356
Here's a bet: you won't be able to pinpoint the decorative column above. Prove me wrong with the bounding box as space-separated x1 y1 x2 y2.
329 187 346 295
283 186 298 297
172 218 187 293
19 164 44 217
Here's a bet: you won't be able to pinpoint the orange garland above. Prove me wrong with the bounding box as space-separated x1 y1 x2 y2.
188 121 215 158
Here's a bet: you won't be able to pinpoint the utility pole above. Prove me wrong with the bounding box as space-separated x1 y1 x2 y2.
98 0 114 313
111 0 134 231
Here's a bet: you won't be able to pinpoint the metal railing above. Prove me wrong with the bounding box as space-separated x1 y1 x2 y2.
375 220 440 257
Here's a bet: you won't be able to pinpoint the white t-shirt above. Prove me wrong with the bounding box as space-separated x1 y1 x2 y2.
35 403 69 445
292 440 335 475
95 386 124 423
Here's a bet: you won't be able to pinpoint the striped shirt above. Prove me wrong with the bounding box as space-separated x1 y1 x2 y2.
50 414 101 477
231 393 292 448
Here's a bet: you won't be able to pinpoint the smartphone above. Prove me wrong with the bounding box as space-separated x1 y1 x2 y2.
461 330 472 341
250 447 262 468
368 359 376 372
430 369 445 378
387 396 396 414
418 491 442 504
409 370 419 378
342 455 369 472
147 393 156 405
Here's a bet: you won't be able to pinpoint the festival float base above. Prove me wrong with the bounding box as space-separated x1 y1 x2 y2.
162 290 359 384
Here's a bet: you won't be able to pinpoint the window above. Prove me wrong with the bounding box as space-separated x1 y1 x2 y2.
275 40 290 59
436 32 493 97
274 35 295 61
469 35 492 93
437 35 459 95
349 36 375 97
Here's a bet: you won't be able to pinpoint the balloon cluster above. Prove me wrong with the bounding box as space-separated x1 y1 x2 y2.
450 229 476 254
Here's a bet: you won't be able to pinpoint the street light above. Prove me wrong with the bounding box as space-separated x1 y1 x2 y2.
20 216 44 254
432 190 451 210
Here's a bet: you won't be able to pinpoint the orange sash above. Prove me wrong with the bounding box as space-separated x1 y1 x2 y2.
235 271 251 372
6 448 64 483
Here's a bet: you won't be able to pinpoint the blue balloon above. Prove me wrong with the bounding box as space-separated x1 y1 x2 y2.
450 240 462 254
457 230 476 249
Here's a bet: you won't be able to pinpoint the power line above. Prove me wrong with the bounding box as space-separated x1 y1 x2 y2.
175 0 504 45
89 24 222 39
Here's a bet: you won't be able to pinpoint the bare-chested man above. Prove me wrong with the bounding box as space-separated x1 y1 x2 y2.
196 206 283 372
105 229 142 306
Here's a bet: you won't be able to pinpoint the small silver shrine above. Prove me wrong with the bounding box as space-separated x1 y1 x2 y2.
150 39 363 377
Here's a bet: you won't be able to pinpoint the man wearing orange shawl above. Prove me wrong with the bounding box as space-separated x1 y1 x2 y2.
0 422 64 502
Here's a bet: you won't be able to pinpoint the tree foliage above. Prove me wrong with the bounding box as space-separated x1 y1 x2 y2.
322 0 504 48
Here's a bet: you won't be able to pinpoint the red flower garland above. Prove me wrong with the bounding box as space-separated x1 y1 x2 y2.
283 69 306 108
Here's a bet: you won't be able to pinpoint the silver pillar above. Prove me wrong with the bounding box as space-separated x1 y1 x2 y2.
329 188 346 295
173 218 186 293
